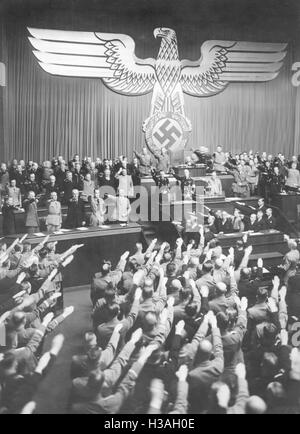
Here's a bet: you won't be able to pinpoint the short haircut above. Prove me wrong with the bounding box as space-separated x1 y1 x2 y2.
202 261 214 274
256 287 269 302
166 262 177 276
185 302 198 318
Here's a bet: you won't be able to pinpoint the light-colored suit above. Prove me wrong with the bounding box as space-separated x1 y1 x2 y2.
46 200 62 232
6 186 22 207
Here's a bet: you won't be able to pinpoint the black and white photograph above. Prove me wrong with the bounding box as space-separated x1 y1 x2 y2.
0 0 300 417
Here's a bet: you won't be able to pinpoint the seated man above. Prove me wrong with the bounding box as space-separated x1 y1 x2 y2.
265 208 276 230
256 210 267 231
219 211 233 234
246 213 258 232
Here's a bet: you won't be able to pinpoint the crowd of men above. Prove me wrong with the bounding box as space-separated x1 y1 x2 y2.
65 221 300 414
1 147 300 235
0 234 83 414
190 146 300 200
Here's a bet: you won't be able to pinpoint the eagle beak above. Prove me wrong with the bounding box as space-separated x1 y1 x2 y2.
153 28 162 39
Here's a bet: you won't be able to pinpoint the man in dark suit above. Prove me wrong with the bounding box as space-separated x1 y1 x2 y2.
45 175 60 201
256 198 267 215
65 189 86 229
219 211 233 233
24 173 40 196
247 213 258 231
256 210 267 231
265 208 277 230
62 171 76 204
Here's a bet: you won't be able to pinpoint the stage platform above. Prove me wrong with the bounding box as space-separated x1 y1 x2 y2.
5 224 143 287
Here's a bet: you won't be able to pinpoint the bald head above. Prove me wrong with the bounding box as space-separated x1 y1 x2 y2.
246 396 267 414
198 339 213 362
171 279 182 291
216 282 227 294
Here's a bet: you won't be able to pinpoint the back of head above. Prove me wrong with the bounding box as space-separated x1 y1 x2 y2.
216 282 227 296
169 278 182 293
143 279 154 299
14 244 22 253
256 287 268 303
179 286 192 301
198 339 213 362
166 262 177 276
240 267 251 280
246 396 267 414
202 261 214 275
216 311 229 331
104 287 116 303
143 311 158 332
185 302 198 318
106 303 120 321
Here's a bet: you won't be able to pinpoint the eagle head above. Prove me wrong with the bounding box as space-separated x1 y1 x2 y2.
153 27 177 43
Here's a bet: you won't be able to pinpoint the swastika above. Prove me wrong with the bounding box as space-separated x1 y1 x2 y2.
153 119 182 148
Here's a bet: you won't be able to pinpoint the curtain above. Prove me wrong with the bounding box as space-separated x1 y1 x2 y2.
1 0 299 162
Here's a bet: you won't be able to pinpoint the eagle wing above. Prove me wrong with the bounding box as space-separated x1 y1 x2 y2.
180 40 288 97
27 28 156 96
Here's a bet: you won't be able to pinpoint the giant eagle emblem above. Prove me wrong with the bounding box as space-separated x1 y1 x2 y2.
28 27 287 114
27 27 287 159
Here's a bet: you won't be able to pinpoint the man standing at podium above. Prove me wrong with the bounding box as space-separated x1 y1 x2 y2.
171 168 196 200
